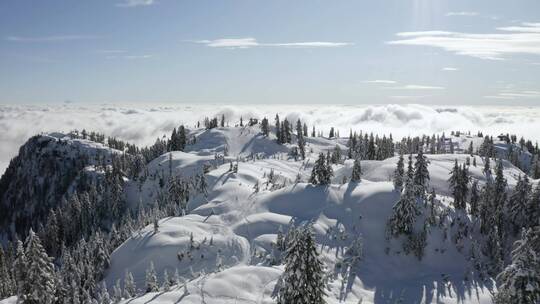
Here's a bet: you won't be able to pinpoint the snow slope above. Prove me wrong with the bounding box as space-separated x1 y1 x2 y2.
97 127 527 304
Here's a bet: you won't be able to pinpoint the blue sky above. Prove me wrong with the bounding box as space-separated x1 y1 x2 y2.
0 0 539 105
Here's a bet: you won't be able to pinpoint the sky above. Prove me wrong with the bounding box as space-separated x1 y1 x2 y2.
0 0 539 105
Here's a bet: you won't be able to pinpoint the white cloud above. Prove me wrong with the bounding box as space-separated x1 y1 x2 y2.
442 67 459 71
388 22 540 60
393 85 445 90
484 90 540 100
116 0 155 7
194 38 353 49
363 80 397 84
446 12 479 17
3 104 540 174
6 35 100 42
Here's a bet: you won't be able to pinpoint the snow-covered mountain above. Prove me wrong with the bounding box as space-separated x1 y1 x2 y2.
1 123 539 304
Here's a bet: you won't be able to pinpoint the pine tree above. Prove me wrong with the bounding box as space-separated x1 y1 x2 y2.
145 261 159 293
275 114 281 144
527 182 540 228
123 270 136 298
277 226 326 304
351 158 362 182
393 153 404 190
310 153 333 185
509 175 531 234
495 227 540 304
261 117 270 136
0 246 14 298
413 150 430 196
388 177 418 236
23 229 56 304
470 180 480 216
162 269 171 291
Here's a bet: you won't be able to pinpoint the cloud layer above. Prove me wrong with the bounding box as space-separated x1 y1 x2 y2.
388 22 540 60
195 38 353 49
1 104 540 174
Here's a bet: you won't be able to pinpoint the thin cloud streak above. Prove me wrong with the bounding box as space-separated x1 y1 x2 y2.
6 35 101 42
388 22 540 60
194 38 353 49
446 12 479 17
116 0 155 7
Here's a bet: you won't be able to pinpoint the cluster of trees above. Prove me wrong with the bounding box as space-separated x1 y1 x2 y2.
348 131 395 161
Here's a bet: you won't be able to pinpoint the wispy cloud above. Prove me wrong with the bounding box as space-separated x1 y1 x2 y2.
387 22 540 60
363 80 397 84
393 85 445 90
364 80 445 90
484 90 540 100
194 37 353 49
442 67 459 71
6 35 100 42
116 0 155 7
446 11 479 17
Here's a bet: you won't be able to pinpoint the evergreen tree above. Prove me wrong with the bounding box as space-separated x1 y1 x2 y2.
123 270 136 298
495 227 540 304
0 246 14 298
470 180 480 216
393 153 404 190
145 261 159 293
527 182 540 228
23 229 56 304
508 175 531 234
388 176 418 236
351 158 362 182
261 117 270 136
310 153 333 185
277 226 326 304
413 150 430 196
275 114 282 144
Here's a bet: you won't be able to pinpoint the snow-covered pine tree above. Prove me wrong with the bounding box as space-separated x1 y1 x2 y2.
388 175 418 236
527 182 540 228
351 157 362 182
23 229 56 304
0 246 14 298
277 226 326 304
162 269 171 291
494 227 540 304
310 153 333 185
145 261 159 293
413 150 430 196
123 270 136 298
469 180 480 217
261 117 270 137
508 175 532 235
393 153 404 190
275 114 281 144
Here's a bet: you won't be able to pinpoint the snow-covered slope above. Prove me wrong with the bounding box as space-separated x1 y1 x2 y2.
101 133 526 303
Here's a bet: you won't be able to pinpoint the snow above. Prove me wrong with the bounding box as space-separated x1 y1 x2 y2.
94 127 516 303
3 126 529 304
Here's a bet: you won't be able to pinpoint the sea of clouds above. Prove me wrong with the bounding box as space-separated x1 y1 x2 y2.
1 103 539 174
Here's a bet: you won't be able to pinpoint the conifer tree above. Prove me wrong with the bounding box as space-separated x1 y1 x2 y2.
508 175 531 234
413 150 430 196
261 117 270 136
23 229 56 304
393 153 404 190
495 227 540 304
310 153 333 185
145 261 159 293
123 270 136 298
470 180 480 216
277 226 326 304
388 177 418 236
351 158 362 182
